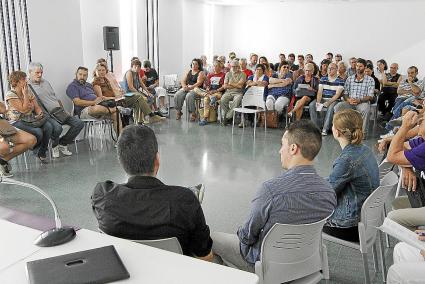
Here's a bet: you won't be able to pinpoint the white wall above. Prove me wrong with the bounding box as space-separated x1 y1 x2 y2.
79 0 122 80
217 1 425 77
158 0 184 77
27 0 84 111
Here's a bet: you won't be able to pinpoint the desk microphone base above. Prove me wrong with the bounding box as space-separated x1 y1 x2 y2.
34 226 76 247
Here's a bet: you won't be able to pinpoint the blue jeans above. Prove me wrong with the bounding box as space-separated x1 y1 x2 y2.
309 99 338 132
49 116 84 146
13 118 59 157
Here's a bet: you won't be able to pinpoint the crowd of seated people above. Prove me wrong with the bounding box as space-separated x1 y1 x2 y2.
169 51 424 144
2 50 425 283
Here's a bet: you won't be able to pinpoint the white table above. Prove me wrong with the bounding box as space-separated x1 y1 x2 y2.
0 220 259 284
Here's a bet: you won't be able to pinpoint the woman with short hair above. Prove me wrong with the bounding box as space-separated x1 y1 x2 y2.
5 71 58 163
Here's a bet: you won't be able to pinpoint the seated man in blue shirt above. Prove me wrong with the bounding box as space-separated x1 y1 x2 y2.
66 66 121 135
212 120 337 272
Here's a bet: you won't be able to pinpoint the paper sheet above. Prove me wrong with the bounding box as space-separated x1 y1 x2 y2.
378 218 425 251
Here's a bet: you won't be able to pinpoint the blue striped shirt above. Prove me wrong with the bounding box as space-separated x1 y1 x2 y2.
237 165 337 264
267 72 293 99
320 76 345 99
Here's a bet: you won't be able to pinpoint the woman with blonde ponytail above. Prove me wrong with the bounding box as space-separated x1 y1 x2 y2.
323 109 379 241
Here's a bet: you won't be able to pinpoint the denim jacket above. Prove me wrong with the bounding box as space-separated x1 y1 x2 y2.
327 144 379 228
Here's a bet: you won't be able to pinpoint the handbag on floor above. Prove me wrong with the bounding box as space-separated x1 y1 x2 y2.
198 106 217 122
259 111 279 128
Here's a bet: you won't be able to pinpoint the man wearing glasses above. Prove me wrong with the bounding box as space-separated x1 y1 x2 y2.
220 59 247 125
309 62 345 135
334 58 375 136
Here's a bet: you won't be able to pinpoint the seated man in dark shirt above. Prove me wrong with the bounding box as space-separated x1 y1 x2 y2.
91 125 213 261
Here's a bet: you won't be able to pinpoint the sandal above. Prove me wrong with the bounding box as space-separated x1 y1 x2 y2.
176 111 183 120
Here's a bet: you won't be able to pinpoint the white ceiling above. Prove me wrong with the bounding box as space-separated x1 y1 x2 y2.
204 0 418 5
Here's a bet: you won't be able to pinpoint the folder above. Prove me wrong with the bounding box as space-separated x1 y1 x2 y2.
26 245 130 284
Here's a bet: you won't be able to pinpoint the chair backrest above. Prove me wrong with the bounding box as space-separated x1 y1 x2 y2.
242 86 266 109
257 216 329 283
133 237 183 255
98 228 183 254
359 171 398 251
162 74 178 89
378 159 395 180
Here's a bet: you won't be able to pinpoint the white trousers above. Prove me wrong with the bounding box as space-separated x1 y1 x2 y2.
387 242 425 284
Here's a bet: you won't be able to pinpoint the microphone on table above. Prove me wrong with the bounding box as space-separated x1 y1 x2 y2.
0 177 76 247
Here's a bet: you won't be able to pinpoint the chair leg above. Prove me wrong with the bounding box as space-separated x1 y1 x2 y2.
361 252 371 284
254 113 257 138
378 232 387 282
232 112 235 135
74 140 78 154
23 151 28 170
383 204 390 248
321 243 330 280
372 243 378 272
242 113 245 129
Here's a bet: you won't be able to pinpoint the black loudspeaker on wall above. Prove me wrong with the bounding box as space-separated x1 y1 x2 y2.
103 26 120 51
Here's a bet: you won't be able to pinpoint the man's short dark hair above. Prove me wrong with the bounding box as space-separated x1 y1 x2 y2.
327 52 333 57
76 66 88 73
117 125 158 176
285 120 322 161
288 53 295 58
298 55 304 60
409 66 418 73
356 58 367 67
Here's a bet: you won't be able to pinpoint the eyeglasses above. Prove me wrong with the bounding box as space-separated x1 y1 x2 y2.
282 66 289 69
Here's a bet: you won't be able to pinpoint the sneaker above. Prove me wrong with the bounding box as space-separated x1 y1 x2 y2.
189 183 205 204
199 119 208 126
159 107 168 116
154 110 167 118
58 145 72 156
321 130 328 136
380 131 394 139
209 96 217 106
0 162 13 177
52 146 60 158
149 114 166 124
238 122 245 128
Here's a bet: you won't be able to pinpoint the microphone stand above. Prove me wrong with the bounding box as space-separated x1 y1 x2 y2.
0 177 76 247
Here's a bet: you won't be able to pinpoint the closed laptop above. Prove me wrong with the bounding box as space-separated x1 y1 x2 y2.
26 245 130 284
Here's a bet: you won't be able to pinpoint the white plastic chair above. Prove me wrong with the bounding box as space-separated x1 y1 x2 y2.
232 86 267 137
378 159 398 247
98 228 183 254
162 74 178 117
133 237 183 254
71 103 112 151
323 171 399 284
255 215 331 284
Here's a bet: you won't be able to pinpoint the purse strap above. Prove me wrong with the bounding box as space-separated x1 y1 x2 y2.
28 84 49 115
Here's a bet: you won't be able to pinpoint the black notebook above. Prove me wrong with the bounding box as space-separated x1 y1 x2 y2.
26 245 130 284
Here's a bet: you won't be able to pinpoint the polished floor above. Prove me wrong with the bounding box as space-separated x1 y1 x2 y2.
0 112 395 283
